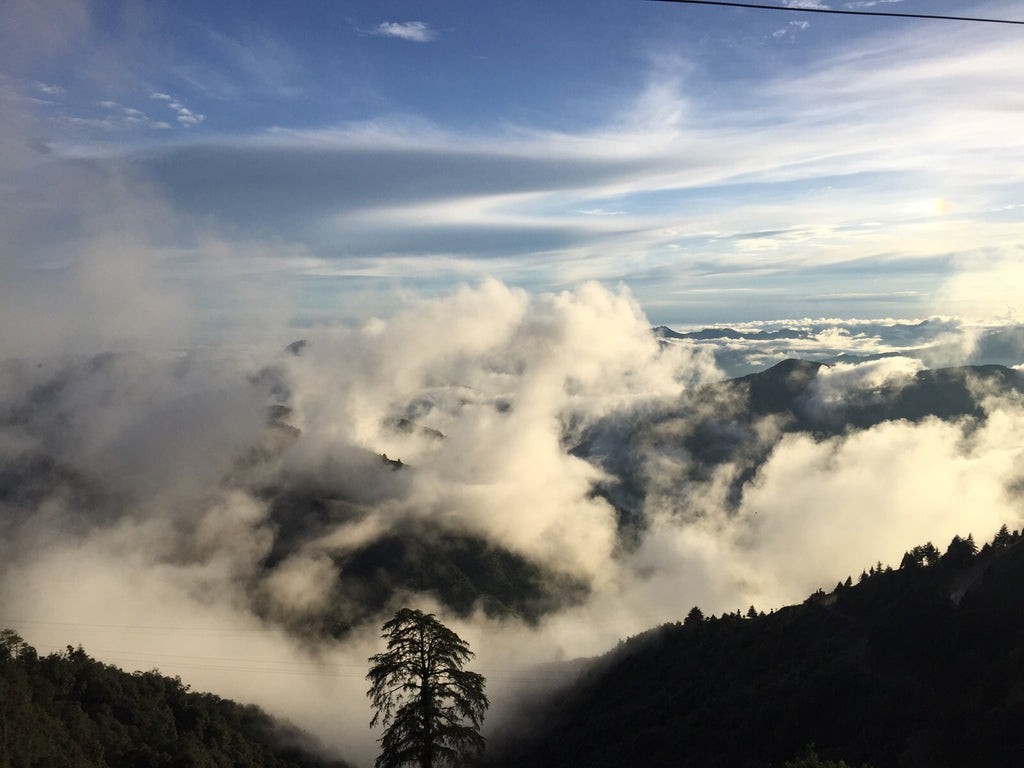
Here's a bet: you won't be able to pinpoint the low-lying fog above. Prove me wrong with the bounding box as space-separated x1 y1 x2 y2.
3 280 1023 766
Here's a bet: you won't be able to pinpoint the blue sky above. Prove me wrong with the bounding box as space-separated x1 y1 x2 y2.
2 0 1023 344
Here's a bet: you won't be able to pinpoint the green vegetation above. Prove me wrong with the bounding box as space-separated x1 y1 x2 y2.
6 524 1024 768
783 744 869 768
0 632 347 768
260 490 590 639
489 526 1024 768
367 609 488 768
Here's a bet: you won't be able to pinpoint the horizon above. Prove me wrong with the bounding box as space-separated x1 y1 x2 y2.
2 0 1023 347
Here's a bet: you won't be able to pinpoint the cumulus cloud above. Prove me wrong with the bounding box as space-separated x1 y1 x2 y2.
273 280 720 578
0 277 717 760
737 411 1024 602
372 21 436 43
806 356 923 413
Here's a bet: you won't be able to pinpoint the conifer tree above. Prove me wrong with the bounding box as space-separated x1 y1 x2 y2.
683 606 705 627
367 609 488 768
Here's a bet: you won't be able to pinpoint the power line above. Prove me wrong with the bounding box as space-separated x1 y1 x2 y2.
646 0 1024 26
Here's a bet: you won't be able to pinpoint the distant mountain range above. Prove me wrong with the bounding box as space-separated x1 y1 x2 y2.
255 359 1024 636
573 358 1024 535
6 345 1024 768
6 352 1021 642
654 322 1024 377
653 325 812 341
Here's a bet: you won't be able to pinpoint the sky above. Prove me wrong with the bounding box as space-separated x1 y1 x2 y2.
2 0 1023 347
3 3 1024 765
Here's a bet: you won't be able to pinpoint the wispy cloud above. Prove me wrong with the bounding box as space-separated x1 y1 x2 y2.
32 80 66 97
87 13 1022 319
773 20 811 38
57 99 172 131
578 208 628 216
845 0 904 7
372 21 436 43
8 4 1024 326
150 91 205 127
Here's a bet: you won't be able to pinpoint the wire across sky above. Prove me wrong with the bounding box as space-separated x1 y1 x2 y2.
647 0 1024 26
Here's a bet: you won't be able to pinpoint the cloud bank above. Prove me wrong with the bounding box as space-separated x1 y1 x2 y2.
3 278 1024 766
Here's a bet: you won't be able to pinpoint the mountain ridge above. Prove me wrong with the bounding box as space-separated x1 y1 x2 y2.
0 631 351 768
487 528 1024 768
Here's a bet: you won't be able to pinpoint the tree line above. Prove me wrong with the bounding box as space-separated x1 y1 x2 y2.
0 631 348 768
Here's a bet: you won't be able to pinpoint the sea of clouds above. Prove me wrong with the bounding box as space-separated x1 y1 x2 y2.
3 278 1024 765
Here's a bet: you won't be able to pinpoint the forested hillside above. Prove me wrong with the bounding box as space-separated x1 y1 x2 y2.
5 528 1024 768
489 528 1024 768
0 633 349 768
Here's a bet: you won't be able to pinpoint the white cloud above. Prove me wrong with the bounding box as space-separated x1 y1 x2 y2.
935 249 1024 322
54 99 175 132
32 80 66 96
845 0 904 7
150 90 205 127
737 413 1024 603
774 20 812 38
111 21 1020 310
6 12 1016 327
805 356 923 416
3 276 1024 765
373 21 436 43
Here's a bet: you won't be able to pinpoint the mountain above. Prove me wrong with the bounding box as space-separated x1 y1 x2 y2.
737 359 1023 429
0 351 590 644
653 326 812 341
0 631 350 768
5 352 1022 647
488 529 1024 768
653 321 1024 377
259 359 1024 635
574 359 1024 526
256 499 590 638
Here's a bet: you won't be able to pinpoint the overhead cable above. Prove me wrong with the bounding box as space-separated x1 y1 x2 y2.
647 0 1024 26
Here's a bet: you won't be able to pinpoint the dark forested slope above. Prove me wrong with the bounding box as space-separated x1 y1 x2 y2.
489 529 1024 768
0 632 349 768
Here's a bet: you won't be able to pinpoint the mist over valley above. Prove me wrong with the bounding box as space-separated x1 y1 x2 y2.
3 286 1024 764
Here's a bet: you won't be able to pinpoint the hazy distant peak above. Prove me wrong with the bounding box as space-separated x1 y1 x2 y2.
285 339 308 356
653 326 812 341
